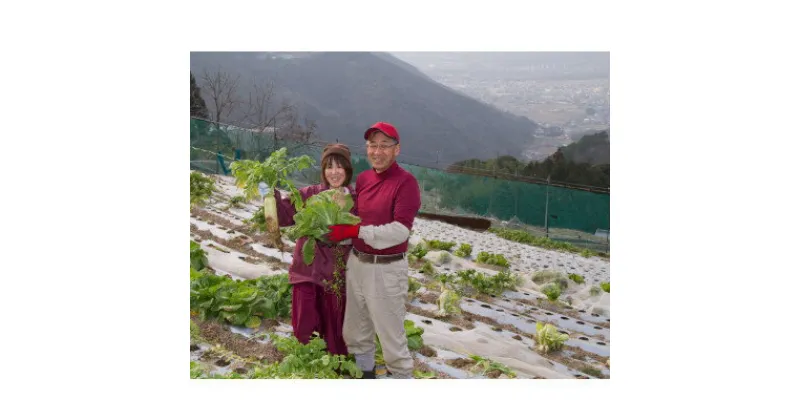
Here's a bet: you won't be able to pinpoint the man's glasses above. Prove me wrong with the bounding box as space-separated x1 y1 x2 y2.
365 143 397 151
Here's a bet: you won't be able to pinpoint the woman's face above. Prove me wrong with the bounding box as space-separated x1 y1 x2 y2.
325 159 346 188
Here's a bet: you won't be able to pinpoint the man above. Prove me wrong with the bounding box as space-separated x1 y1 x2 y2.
327 121 421 379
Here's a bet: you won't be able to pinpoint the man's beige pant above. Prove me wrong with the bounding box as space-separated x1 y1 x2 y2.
342 252 413 378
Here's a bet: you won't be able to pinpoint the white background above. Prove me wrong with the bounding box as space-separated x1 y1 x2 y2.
1 0 799 418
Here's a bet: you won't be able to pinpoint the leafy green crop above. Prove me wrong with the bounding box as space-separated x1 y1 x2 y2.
230 149 314 251
409 243 429 260
190 171 216 209
229 149 314 207
190 320 201 342
568 273 585 284
404 320 425 351
436 287 462 317
437 252 452 265
420 261 436 276
454 269 520 296
476 251 510 268
408 277 422 299
190 361 207 379
284 189 361 265
489 227 608 258
250 333 362 379
542 283 562 301
190 240 208 271
413 370 436 379
535 322 569 353
190 271 292 328
426 239 456 251
600 282 610 293
246 206 267 232
468 355 517 378
590 285 602 296
453 243 473 258
228 195 246 208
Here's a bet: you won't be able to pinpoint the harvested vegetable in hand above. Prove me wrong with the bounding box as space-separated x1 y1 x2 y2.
230 148 314 250
284 189 361 265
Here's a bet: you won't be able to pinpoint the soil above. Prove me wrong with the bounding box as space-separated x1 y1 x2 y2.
405 304 476 330
191 208 287 262
413 358 453 379
448 358 478 369
195 318 283 363
190 225 289 270
419 345 438 358
418 292 439 305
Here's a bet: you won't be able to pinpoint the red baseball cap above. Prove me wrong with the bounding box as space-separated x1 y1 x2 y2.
364 122 400 143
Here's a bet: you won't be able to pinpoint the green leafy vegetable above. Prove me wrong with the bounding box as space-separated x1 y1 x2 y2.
404 320 425 351
425 239 456 251
413 370 436 379
284 189 361 265
468 355 517 378
453 269 520 296
436 287 462 317
600 282 610 293
250 333 362 379
476 251 510 268
190 240 208 271
230 149 314 250
542 283 562 301
407 277 422 300
190 171 216 209
409 243 429 260
453 243 473 258
568 273 585 284
535 322 569 353
190 271 292 326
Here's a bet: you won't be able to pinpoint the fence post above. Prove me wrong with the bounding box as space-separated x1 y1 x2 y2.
544 175 551 238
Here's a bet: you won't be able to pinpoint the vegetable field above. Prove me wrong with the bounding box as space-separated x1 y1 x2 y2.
190 169 611 379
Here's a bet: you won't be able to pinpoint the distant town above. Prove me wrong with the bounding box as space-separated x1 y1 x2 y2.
390 52 610 161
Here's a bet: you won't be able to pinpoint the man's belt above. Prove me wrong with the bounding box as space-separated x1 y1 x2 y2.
352 248 406 264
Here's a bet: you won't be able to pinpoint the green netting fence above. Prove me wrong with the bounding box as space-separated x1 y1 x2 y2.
190 118 609 250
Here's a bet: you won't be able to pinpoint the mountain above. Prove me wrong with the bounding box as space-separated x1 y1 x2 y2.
189 52 539 166
560 130 609 165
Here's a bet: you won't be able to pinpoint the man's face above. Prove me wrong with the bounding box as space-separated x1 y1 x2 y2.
366 131 400 173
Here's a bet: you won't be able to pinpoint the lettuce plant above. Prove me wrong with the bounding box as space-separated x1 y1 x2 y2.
190 240 208 271
190 271 292 328
535 322 569 353
568 273 585 284
542 283 562 302
468 355 516 378
476 251 510 268
453 243 473 258
284 189 360 265
600 282 610 293
425 239 455 251
404 320 425 351
250 333 362 379
436 287 462 317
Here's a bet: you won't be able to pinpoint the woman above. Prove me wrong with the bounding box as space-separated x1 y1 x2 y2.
274 143 355 356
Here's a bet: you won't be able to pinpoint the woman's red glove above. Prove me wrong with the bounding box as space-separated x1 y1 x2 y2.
327 224 361 242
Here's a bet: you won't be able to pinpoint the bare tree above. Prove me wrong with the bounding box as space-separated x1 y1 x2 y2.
200 68 241 125
197 70 321 158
